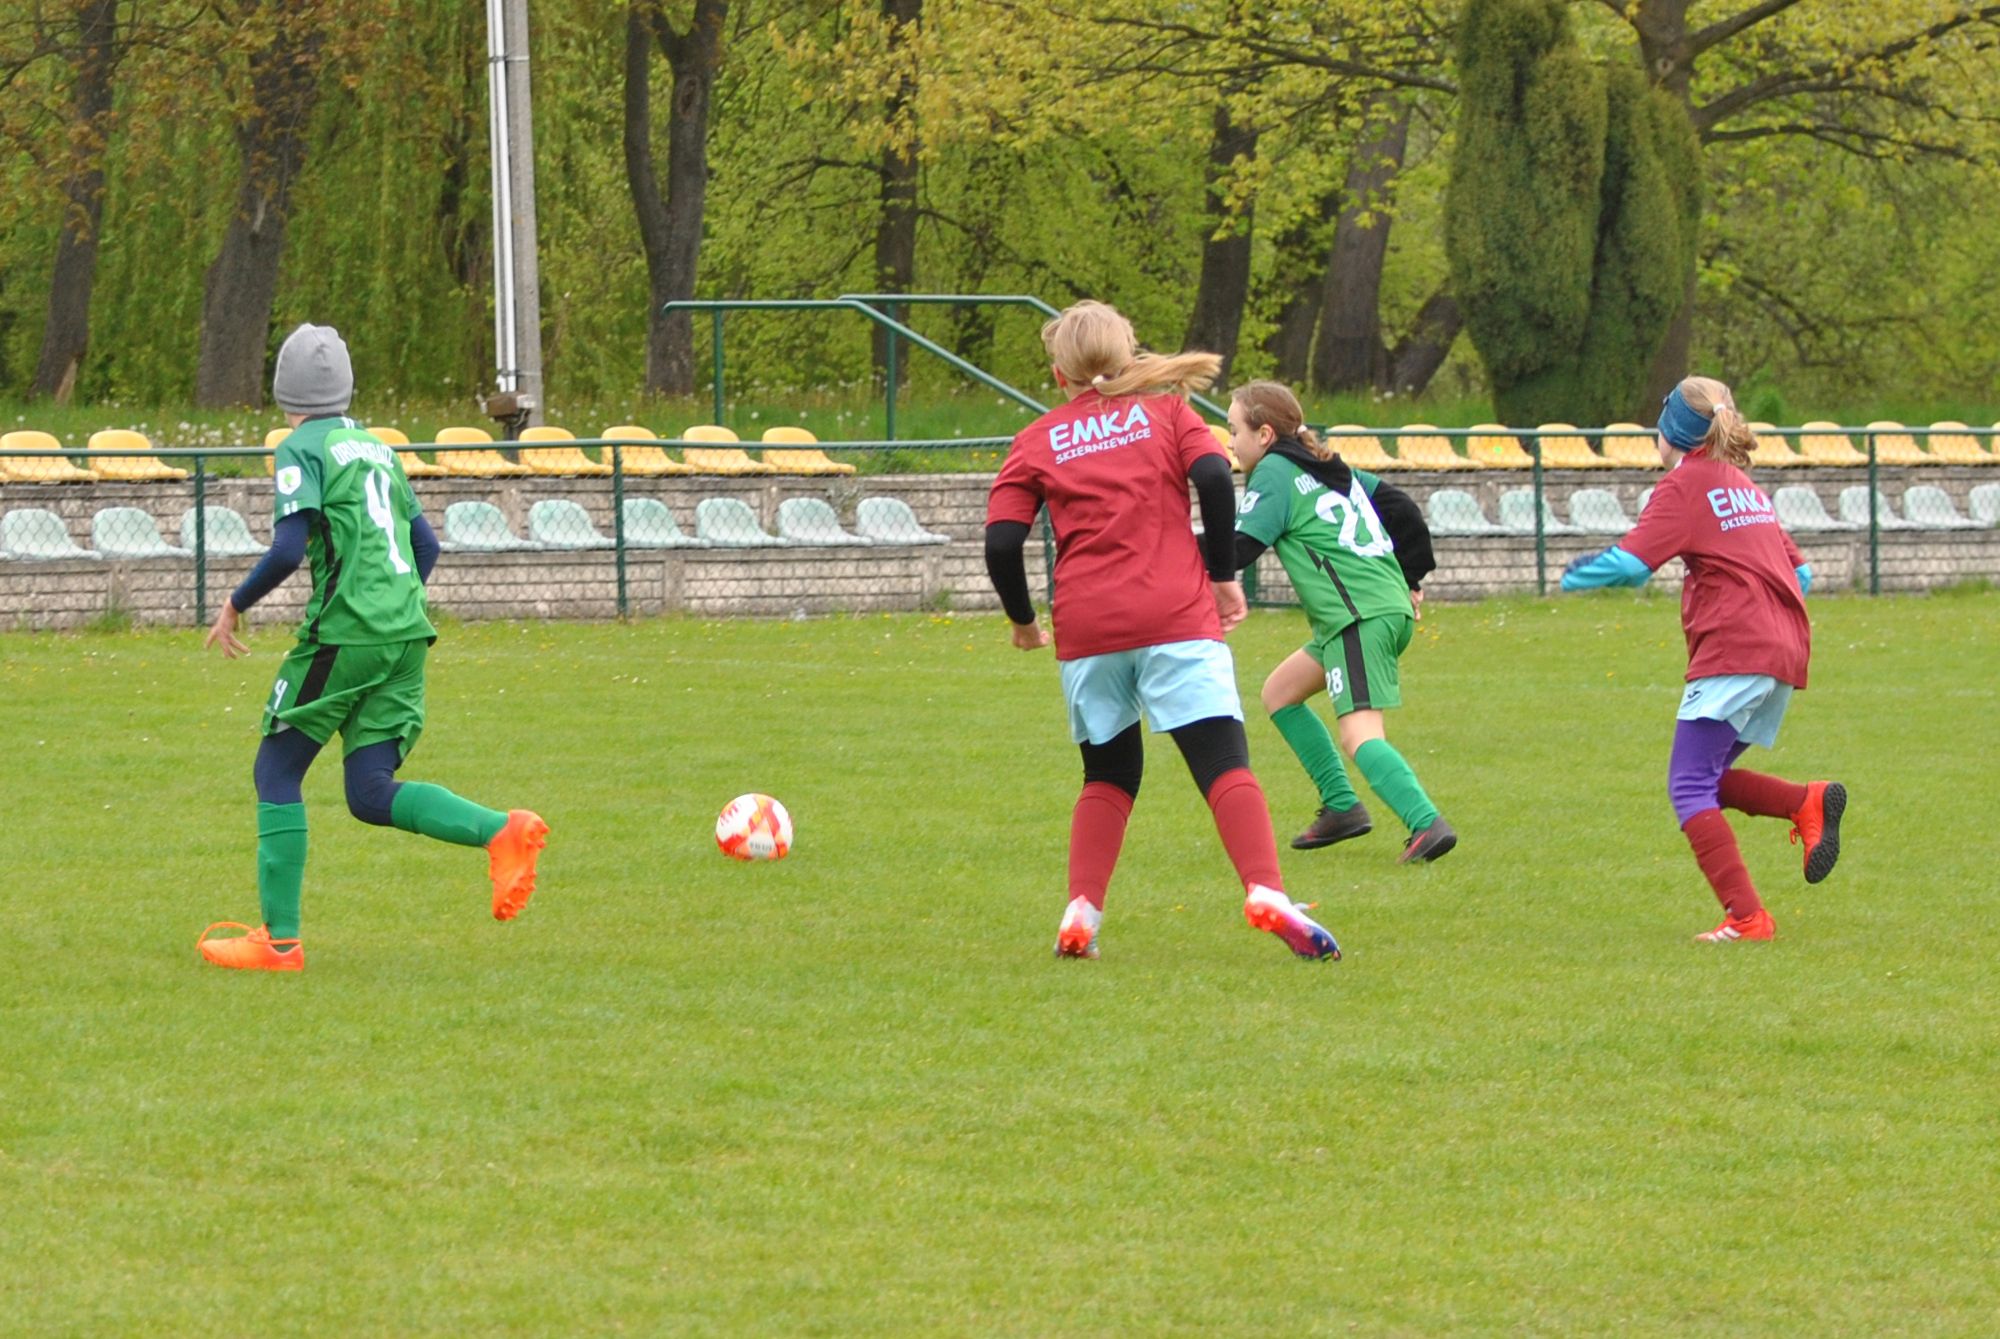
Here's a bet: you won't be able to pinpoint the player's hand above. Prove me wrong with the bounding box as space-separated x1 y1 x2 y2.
205 599 248 658
1010 619 1051 651
1410 587 1424 621
1212 579 1247 634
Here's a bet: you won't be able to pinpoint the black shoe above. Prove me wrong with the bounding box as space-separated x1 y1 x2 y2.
1398 816 1457 864
1291 803 1373 850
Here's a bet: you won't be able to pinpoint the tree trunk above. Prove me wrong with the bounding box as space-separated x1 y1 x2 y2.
1384 287 1463 395
195 9 326 408
1634 0 1695 409
1259 190 1341 382
1312 102 1410 393
871 0 921 387
629 0 727 398
33 0 120 404
1182 100 1258 379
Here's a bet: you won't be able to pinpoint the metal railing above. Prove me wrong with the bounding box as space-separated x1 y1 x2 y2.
2 425 1996 631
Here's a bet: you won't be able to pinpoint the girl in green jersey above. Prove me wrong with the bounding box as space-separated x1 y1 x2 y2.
1228 381 1456 863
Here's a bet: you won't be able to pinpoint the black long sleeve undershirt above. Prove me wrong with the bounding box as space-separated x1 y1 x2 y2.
230 508 441 613
1186 454 1238 581
983 519 1037 625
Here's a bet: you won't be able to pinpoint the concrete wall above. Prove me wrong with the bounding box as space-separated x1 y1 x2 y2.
2 466 1995 630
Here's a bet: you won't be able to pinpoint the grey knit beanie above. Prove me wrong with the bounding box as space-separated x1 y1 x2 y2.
273 323 353 415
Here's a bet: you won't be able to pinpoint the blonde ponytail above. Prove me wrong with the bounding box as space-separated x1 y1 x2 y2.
1042 300 1221 398
1678 375 1755 469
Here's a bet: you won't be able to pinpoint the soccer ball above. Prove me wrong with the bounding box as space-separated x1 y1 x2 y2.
715 793 793 861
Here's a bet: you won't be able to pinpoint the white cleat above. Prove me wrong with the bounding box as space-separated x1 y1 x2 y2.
1055 896 1102 959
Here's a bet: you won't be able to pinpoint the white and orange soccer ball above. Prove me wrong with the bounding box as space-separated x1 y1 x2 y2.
714 793 793 861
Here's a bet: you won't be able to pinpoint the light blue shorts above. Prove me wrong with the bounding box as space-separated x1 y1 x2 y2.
1059 639 1244 745
1677 673 1793 749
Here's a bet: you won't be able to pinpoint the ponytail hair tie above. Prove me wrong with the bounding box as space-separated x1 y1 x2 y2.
1090 373 1107 386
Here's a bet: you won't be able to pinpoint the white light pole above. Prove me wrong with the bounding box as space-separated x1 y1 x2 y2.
485 0 542 427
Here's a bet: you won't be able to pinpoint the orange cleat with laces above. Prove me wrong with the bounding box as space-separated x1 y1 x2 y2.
197 922 304 971
1694 908 1776 943
1790 781 1846 885
488 810 549 920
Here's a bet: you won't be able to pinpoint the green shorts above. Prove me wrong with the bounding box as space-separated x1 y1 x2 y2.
263 638 428 758
1305 614 1413 716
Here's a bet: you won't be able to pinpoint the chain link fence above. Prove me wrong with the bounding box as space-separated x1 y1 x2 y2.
3 424 1997 629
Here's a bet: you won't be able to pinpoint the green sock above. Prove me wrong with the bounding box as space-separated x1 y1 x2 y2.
390 782 508 848
1271 704 1361 811
1353 738 1441 834
256 802 308 945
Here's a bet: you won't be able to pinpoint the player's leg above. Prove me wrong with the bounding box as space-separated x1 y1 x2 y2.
1670 715 1773 941
1329 618 1452 862
1262 648 1370 849
1055 652 1145 958
1714 702 1846 884
200 644 342 970
342 639 547 919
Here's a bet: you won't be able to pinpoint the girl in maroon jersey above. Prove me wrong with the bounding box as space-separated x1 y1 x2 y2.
1562 375 1847 941
984 300 1338 961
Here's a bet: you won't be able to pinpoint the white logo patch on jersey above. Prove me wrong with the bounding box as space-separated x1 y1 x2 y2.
277 465 303 496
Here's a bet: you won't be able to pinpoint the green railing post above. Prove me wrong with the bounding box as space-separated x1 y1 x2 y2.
193 452 207 626
612 441 628 619
884 301 899 441
711 309 726 425
1867 428 1880 595
1531 433 1547 595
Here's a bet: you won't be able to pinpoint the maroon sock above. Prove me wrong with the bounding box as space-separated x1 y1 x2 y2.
1682 808 1764 920
1067 782 1134 910
1718 769 1809 820
1204 768 1284 892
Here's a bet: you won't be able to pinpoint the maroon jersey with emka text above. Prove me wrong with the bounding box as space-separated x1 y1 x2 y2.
1621 452 1811 687
987 391 1225 660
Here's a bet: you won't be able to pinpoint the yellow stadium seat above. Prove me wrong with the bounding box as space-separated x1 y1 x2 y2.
1747 422 1807 468
88 428 187 481
1466 424 1533 468
1535 423 1609 468
1391 425 1475 469
1924 421 1997 465
1864 420 1938 466
0 430 97 483
760 426 856 475
1321 425 1399 471
1601 422 1659 468
436 425 531 477
261 427 289 475
599 424 696 476
1799 421 1868 466
682 424 777 475
518 424 612 476
366 426 446 477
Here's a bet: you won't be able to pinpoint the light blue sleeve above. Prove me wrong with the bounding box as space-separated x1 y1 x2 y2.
1796 563 1813 596
1559 545 1654 591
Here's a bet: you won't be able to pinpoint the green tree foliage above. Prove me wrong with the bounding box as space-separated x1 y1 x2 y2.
1445 0 1604 421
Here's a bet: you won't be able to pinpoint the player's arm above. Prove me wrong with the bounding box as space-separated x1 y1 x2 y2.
1359 472 1437 592
207 510 312 657
409 511 440 583
1779 525 1812 595
1560 546 1654 590
1187 453 1245 632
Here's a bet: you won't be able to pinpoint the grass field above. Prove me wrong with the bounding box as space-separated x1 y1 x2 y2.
2 591 1996 1335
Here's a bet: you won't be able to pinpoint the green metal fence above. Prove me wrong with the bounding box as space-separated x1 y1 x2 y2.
2 425 1997 632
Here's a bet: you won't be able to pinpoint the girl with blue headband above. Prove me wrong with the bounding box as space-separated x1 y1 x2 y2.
1560 375 1847 943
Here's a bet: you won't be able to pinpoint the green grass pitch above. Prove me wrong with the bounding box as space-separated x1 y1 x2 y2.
2 590 1996 1335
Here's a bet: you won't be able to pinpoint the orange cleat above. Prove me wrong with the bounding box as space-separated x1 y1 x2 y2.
1694 908 1776 943
1054 896 1102 959
1790 781 1846 885
488 809 549 920
197 922 304 971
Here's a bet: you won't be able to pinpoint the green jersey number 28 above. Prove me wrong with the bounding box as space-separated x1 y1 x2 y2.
1313 484 1394 559
363 466 413 575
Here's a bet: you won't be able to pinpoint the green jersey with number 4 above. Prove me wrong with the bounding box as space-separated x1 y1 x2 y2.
1237 454 1412 638
272 415 435 646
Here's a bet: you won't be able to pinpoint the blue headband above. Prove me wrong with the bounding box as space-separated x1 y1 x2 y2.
1658 386 1713 451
